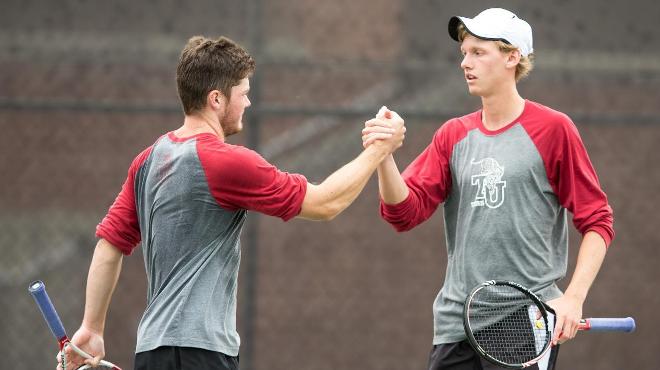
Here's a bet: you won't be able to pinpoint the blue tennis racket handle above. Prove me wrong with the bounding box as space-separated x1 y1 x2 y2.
28 280 68 341
586 317 636 332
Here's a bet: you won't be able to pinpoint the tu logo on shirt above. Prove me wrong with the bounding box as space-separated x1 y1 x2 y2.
470 158 507 209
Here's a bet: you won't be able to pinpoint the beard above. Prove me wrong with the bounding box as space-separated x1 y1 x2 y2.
220 109 243 137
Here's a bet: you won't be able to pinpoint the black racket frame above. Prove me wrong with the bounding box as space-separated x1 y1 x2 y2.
463 280 555 369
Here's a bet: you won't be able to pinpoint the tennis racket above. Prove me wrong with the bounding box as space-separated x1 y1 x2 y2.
463 280 635 369
28 280 122 370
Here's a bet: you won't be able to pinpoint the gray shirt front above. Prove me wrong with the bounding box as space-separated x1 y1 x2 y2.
435 123 566 344
380 101 613 344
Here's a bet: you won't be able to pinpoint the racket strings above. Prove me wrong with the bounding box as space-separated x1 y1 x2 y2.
468 285 551 365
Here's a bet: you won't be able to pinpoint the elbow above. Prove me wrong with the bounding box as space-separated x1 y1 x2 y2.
391 222 414 233
576 208 614 246
299 202 341 221
300 184 349 221
97 238 126 261
319 213 337 221
300 202 342 221
380 213 417 232
380 210 417 232
317 203 342 221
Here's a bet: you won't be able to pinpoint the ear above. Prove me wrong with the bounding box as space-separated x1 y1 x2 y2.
505 49 522 70
208 90 227 110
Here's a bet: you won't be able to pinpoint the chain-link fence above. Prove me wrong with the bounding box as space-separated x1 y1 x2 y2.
2 1 659 369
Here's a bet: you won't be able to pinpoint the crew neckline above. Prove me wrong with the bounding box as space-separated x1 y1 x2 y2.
167 131 219 143
477 99 529 135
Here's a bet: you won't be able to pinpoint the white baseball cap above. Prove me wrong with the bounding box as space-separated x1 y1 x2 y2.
448 8 534 57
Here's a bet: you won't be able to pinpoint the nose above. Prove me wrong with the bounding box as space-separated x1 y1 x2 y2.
245 96 251 108
460 54 471 70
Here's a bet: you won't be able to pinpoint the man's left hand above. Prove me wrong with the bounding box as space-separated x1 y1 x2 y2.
546 294 584 345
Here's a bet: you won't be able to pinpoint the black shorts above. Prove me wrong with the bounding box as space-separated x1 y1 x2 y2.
134 346 239 370
427 340 560 370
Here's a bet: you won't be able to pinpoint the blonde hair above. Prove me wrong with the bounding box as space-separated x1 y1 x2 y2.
457 25 534 82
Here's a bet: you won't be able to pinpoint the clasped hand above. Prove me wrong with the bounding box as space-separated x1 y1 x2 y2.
362 106 406 153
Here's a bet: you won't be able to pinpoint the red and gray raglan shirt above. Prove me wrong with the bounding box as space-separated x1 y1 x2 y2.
380 100 614 345
96 132 307 356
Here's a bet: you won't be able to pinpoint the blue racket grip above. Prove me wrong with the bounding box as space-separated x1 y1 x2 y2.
584 317 636 332
28 280 68 341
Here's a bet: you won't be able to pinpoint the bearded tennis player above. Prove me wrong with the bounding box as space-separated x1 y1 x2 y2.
57 35 405 370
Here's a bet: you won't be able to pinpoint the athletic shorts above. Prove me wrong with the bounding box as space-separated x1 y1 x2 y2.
427 340 560 370
134 346 239 370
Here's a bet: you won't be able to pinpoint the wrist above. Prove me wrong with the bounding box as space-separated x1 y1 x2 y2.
380 153 395 165
366 141 390 160
81 320 104 336
563 289 587 303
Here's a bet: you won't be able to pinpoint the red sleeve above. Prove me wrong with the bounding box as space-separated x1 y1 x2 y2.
380 120 465 232
524 112 614 246
95 147 152 255
198 140 307 221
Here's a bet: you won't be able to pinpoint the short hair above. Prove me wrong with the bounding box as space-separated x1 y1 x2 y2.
176 36 255 115
457 25 534 82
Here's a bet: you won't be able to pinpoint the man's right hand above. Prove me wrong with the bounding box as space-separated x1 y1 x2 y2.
56 325 106 370
362 106 406 153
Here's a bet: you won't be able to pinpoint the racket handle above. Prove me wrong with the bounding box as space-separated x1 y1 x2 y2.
580 317 636 332
68 342 124 370
28 280 68 342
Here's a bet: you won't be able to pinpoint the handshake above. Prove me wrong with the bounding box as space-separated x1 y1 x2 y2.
362 106 406 154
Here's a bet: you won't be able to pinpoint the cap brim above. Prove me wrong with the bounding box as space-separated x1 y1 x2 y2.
448 16 464 41
448 15 512 44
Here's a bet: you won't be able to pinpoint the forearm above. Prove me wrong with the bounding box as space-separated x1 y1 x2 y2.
377 154 409 204
81 238 123 334
564 231 607 302
300 144 388 220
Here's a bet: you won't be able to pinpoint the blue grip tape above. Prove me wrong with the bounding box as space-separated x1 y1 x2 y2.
588 317 636 332
28 280 68 341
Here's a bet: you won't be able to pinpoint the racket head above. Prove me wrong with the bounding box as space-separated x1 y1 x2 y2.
463 280 553 369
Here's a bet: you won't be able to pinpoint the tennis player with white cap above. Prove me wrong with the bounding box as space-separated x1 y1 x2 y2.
363 8 614 370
